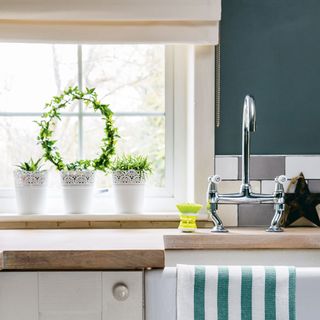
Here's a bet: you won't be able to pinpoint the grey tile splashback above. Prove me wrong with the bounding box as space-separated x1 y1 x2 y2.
238 156 285 180
286 156 320 179
261 180 292 194
238 204 274 227
215 156 238 179
215 155 320 227
218 180 260 194
218 205 238 227
307 180 320 193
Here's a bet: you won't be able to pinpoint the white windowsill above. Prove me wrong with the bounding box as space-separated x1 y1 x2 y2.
0 212 210 222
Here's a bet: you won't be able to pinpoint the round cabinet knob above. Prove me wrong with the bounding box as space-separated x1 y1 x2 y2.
113 283 129 301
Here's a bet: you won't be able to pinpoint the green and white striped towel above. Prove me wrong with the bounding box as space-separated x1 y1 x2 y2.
177 265 296 320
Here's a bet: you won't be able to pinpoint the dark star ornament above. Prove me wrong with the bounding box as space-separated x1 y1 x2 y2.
284 173 320 227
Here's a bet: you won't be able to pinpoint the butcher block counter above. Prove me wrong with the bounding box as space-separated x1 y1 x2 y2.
0 228 320 270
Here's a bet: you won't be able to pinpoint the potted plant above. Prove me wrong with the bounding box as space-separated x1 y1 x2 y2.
36 86 118 214
14 158 48 214
59 161 96 214
110 154 152 213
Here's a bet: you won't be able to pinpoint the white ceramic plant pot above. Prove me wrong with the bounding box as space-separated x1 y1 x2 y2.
60 170 95 214
112 170 146 214
14 170 48 215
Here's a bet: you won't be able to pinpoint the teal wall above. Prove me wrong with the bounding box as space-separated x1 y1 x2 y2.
216 0 320 155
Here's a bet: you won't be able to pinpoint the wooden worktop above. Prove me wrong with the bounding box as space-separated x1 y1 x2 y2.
0 228 320 270
0 229 165 270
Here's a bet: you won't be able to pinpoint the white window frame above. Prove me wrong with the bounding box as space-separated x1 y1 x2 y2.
0 44 215 214
0 44 201 213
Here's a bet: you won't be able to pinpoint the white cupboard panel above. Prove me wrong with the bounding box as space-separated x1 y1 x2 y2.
39 272 102 320
102 271 143 320
0 272 38 320
38 314 100 320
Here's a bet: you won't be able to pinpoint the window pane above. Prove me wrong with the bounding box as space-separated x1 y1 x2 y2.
0 118 42 187
0 116 78 188
83 116 165 188
0 44 78 113
53 117 79 167
82 45 165 113
0 44 168 194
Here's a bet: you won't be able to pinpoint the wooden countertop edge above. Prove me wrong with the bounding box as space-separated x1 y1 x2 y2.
1 228 320 270
0 249 165 271
164 228 320 250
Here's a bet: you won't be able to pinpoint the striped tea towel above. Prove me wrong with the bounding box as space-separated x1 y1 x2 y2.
177 265 296 320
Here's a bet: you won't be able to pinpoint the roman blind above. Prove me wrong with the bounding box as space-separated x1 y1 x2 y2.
0 0 221 44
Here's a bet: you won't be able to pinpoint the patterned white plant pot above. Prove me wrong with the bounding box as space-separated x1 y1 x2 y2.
112 170 146 214
14 170 48 215
60 170 95 214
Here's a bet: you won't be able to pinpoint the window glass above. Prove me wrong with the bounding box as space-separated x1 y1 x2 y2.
0 44 166 189
0 44 77 113
83 116 165 188
82 45 165 113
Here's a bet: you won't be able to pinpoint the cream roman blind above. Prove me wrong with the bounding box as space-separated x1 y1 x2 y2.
0 0 221 44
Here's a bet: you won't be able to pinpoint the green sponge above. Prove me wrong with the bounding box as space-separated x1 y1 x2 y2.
176 203 202 214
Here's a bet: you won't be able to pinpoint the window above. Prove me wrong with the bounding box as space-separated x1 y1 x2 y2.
0 43 216 214
0 43 180 212
0 0 220 216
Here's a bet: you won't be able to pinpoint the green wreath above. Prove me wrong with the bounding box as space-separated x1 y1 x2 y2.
36 86 118 172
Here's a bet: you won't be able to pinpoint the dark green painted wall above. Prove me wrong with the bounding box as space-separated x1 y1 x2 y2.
216 0 320 155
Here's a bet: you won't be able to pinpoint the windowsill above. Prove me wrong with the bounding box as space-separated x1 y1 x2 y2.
0 212 207 221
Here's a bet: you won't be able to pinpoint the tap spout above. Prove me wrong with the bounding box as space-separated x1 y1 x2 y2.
208 94 286 233
242 95 256 186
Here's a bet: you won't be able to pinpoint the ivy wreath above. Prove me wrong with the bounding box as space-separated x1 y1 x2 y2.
36 86 118 172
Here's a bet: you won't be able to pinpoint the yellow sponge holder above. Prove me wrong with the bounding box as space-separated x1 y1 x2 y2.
176 203 203 232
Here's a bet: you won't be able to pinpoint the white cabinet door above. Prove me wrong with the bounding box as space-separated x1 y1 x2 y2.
0 271 144 320
0 272 38 320
38 272 102 320
102 271 143 320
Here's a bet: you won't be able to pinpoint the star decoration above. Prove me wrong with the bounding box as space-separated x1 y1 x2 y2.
284 173 320 227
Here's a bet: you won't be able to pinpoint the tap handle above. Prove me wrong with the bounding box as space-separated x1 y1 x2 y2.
209 175 221 184
274 175 287 193
207 175 221 202
275 175 287 185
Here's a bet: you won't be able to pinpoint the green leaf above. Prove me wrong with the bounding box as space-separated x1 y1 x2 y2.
109 154 152 175
16 157 43 172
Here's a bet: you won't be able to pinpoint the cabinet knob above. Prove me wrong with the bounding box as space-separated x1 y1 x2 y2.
113 283 129 301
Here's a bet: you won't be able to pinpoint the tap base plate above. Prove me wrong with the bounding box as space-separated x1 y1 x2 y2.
211 227 229 233
266 226 283 232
